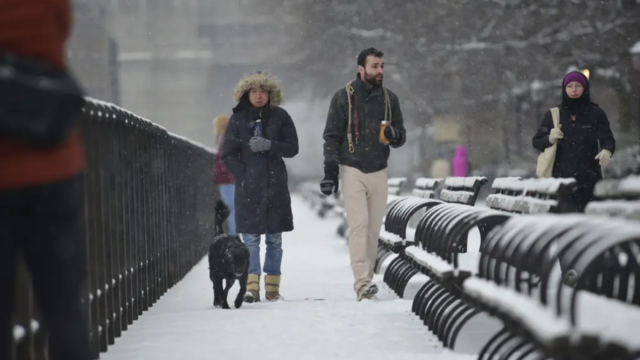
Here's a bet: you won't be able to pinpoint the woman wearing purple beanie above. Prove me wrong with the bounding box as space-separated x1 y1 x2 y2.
532 71 616 213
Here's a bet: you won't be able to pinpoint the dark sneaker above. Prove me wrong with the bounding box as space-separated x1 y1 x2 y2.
357 283 379 301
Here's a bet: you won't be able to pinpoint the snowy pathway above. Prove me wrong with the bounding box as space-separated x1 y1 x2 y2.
101 195 476 360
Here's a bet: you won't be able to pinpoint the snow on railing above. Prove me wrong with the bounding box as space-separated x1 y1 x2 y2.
85 97 216 154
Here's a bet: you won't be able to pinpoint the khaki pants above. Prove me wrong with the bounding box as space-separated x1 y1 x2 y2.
341 165 388 293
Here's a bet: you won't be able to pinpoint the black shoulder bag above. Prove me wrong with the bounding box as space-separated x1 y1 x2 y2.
0 52 86 148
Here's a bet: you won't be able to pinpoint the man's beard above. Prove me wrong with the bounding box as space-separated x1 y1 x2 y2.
363 71 383 87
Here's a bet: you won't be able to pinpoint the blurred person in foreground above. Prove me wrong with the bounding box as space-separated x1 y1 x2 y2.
222 71 299 303
0 0 91 359
532 71 616 213
213 114 236 235
321 47 407 301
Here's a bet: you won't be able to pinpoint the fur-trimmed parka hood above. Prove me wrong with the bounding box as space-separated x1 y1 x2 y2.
232 71 283 107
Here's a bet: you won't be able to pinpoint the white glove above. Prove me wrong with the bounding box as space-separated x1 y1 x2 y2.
595 149 612 166
548 126 563 144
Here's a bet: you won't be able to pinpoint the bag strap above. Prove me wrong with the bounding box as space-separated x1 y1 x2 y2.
345 81 392 154
345 81 355 153
550 107 560 129
383 86 391 122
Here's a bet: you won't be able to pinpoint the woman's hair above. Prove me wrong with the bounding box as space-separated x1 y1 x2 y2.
213 115 229 137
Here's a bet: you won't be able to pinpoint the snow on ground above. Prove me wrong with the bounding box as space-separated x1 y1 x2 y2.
101 195 479 360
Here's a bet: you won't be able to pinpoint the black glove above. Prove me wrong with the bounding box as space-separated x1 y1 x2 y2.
384 125 400 143
320 172 339 196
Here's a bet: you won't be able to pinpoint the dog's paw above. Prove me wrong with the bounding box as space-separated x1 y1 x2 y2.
234 299 243 309
222 302 230 309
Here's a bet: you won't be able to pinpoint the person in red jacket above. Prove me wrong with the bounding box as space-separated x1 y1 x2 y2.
213 114 236 234
0 1 91 359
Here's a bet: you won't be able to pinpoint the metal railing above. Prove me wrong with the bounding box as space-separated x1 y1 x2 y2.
11 98 219 359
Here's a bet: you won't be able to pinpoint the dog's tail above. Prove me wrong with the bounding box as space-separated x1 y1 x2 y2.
214 199 231 236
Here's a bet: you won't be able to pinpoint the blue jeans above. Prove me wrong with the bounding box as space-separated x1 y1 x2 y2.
218 184 236 235
241 233 283 276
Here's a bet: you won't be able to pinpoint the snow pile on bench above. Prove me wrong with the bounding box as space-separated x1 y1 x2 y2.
585 200 640 219
485 177 523 211
412 177 441 199
404 246 456 279
575 290 640 352
486 177 576 213
388 177 406 196
463 277 572 347
464 277 640 354
439 177 487 205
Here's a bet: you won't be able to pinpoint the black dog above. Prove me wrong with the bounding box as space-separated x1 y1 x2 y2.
208 200 249 309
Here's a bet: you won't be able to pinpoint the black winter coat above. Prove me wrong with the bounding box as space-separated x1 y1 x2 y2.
221 105 299 234
322 75 406 175
532 103 615 210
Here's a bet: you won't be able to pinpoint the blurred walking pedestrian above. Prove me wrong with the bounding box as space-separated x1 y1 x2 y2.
0 0 91 359
213 114 236 235
451 145 469 177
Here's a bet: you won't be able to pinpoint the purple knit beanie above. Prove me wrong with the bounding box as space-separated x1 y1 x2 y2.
563 72 588 88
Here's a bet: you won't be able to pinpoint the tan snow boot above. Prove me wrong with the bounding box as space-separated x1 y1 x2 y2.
244 274 260 303
265 275 282 301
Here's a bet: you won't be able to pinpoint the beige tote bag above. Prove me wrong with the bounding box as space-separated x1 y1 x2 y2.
535 107 560 178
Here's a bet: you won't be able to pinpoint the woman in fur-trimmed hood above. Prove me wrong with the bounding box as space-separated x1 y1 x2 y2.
221 71 299 303
232 71 284 108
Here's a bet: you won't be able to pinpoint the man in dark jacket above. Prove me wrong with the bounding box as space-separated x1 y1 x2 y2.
222 71 299 303
0 1 91 359
320 48 407 300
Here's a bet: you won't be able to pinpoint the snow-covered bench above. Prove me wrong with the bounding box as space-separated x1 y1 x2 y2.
388 177 408 196
411 177 442 199
586 175 640 221
466 214 640 359
298 181 325 207
385 202 513 298
485 177 577 214
381 177 493 295
439 176 488 206
375 197 444 278
484 176 522 212
602 144 640 179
